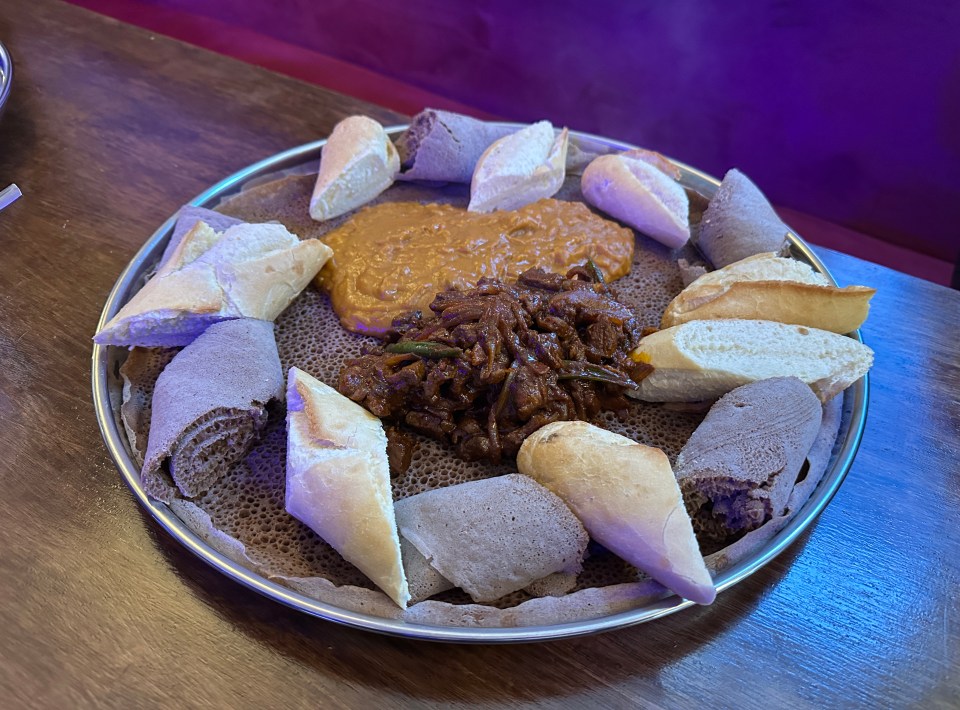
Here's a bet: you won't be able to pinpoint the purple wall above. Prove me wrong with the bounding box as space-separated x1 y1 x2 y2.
140 0 960 262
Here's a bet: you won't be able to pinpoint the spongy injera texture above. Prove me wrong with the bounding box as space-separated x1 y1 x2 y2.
395 474 588 603
117 170 827 623
168 408 263 498
675 377 823 551
120 347 180 465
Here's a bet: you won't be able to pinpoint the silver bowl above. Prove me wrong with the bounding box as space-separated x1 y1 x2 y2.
0 41 12 120
92 126 869 642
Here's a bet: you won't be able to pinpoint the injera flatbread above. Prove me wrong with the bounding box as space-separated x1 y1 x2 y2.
140 318 284 502
116 165 849 627
395 109 515 184
676 377 824 551
395 474 588 603
697 168 792 268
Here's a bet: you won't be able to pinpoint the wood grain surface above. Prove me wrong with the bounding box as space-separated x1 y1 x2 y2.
1 1 958 707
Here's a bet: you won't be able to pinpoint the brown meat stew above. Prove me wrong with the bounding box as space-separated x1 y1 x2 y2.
338 265 652 463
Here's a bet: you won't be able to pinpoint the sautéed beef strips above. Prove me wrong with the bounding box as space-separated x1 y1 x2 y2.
339 265 653 463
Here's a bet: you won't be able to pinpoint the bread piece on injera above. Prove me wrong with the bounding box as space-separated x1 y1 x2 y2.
517 421 716 605
284 367 410 608
94 221 332 347
468 121 568 213
159 205 244 269
675 376 822 549
141 318 284 502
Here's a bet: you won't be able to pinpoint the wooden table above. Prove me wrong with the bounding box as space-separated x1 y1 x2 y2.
1 1 958 707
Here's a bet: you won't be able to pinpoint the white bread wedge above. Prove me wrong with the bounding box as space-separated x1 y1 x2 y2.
159 206 243 269
661 252 876 332
309 115 400 221
468 120 568 213
94 221 333 347
628 319 874 403
284 367 410 608
517 421 716 605
580 152 690 249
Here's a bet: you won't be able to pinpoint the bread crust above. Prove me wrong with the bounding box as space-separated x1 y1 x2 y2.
309 115 400 221
284 367 410 608
94 221 332 347
661 252 875 332
517 421 716 605
581 152 690 248
662 280 876 332
468 121 568 213
630 319 874 403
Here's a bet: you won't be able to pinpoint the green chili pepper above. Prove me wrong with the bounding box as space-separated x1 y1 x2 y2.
558 361 638 389
384 341 463 359
493 362 520 419
585 258 606 285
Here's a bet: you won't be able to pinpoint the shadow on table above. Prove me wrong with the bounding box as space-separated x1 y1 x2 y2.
0 102 36 180
142 506 811 704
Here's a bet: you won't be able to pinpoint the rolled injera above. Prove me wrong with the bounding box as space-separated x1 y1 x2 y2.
395 109 515 184
675 376 822 548
697 169 791 268
140 318 284 501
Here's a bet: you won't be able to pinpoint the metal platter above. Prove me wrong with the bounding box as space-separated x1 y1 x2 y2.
0 41 13 121
92 125 869 643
